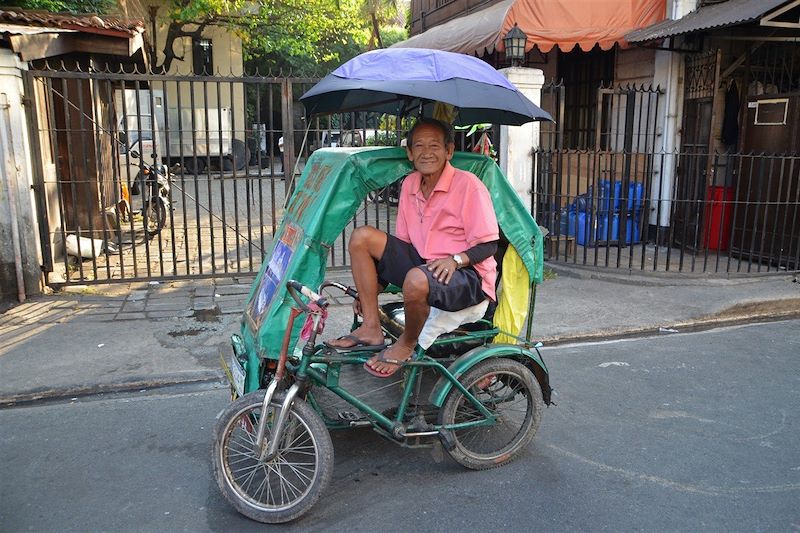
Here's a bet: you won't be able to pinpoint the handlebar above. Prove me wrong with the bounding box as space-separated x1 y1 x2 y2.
285 279 361 312
319 281 358 300
286 280 327 312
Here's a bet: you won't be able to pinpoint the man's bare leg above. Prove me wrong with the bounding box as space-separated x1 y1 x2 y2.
327 226 387 348
366 267 429 374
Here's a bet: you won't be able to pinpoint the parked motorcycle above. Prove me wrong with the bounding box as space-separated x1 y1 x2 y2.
129 150 171 236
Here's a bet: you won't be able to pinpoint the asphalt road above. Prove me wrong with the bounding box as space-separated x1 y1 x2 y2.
1 319 799 532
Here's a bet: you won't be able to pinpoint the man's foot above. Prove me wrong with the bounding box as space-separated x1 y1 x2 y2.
364 344 415 378
325 326 385 350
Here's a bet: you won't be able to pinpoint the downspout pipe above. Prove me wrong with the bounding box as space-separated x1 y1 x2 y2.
0 92 26 303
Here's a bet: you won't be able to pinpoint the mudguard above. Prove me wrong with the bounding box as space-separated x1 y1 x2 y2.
428 343 552 406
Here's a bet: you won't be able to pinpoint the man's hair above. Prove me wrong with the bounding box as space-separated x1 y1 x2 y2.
406 118 455 146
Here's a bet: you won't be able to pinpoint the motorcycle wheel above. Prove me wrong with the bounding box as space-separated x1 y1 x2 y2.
213 391 334 524
439 358 543 470
143 198 166 236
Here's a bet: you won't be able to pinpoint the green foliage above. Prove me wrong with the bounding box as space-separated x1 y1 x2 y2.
160 0 407 75
380 25 407 48
2 0 115 13
366 131 399 146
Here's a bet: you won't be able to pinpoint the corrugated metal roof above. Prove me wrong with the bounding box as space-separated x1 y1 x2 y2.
626 0 789 42
0 8 143 36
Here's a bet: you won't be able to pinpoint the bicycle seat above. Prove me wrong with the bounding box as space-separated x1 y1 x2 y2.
378 301 496 358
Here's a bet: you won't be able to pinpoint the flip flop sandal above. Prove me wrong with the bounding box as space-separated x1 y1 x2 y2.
324 334 386 352
363 350 407 378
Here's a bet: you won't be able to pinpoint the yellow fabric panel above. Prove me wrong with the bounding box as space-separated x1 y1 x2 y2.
433 102 457 124
492 244 530 344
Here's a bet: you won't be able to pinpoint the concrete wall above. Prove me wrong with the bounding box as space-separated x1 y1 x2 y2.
0 49 42 300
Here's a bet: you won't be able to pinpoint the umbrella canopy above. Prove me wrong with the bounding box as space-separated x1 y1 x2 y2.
300 48 552 126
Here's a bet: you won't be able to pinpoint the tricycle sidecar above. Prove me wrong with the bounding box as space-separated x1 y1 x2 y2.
213 146 552 523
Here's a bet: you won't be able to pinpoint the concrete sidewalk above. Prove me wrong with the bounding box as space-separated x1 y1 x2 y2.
1 267 799 406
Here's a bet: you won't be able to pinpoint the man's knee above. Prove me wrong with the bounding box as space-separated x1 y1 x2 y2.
403 267 429 301
349 226 386 257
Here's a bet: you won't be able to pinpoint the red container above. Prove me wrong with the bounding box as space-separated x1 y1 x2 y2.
703 186 735 251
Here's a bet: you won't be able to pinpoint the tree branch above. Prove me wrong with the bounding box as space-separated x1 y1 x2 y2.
157 21 209 72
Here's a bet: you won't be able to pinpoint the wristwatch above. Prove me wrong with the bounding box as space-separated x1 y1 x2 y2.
452 254 465 269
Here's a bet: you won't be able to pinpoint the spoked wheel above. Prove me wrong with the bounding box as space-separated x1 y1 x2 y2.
143 198 166 236
212 391 333 523
439 358 543 470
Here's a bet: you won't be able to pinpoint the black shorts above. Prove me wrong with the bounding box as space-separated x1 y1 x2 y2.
376 235 486 312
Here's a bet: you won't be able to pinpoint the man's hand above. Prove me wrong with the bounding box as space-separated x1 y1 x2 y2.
426 257 458 284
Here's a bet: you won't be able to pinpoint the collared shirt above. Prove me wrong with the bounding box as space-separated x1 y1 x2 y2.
396 161 499 300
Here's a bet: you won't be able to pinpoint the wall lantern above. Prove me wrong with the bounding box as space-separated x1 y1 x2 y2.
503 23 527 66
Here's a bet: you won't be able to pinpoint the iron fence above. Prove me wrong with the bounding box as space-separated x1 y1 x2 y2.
535 149 800 274
24 66 415 285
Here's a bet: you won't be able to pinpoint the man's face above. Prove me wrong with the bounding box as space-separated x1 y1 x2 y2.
406 124 454 176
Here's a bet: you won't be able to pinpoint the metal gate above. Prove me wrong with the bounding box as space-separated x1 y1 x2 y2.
24 65 413 286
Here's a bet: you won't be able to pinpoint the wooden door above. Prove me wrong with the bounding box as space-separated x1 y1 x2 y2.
732 94 800 268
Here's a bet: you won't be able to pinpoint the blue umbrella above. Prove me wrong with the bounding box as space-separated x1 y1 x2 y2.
300 48 552 126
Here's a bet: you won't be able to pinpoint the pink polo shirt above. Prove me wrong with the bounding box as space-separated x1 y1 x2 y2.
396 162 499 300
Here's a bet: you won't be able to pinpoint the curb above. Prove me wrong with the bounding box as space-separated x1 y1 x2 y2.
546 262 800 287
0 372 224 408
539 298 800 346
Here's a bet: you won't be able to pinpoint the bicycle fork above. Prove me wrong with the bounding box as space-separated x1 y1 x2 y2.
253 307 322 461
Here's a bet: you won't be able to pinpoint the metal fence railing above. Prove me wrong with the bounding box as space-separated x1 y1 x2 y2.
534 149 800 275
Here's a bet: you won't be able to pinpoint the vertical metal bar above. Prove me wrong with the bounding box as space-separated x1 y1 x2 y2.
60 77 85 282
175 80 191 276
133 79 152 277
774 155 792 270
146 77 165 278
160 78 179 276
189 78 203 275
45 76 71 281
756 156 776 272
726 153 744 273
119 78 136 279
212 80 225 274
739 155 757 273
247 80 257 272
766 155 787 271
228 79 241 272
103 76 125 279
652 151 668 271
215 79 227 273
665 150 680 272
91 74 112 281
202 80 217 274
75 75 100 279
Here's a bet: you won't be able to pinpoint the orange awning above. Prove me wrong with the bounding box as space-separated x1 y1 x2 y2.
393 0 666 55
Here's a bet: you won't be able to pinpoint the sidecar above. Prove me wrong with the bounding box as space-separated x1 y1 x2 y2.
226 145 551 408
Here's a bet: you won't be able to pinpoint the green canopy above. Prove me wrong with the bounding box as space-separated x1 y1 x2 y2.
241 147 543 362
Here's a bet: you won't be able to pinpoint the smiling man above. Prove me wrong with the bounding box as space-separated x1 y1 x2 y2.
326 118 500 378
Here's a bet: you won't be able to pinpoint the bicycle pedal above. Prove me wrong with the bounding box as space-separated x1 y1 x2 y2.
338 411 363 422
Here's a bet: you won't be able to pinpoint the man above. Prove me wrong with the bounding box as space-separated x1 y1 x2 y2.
327 118 499 377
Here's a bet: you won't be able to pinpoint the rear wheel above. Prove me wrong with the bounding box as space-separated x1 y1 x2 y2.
143 198 166 236
183 157 206 175
439 358 543 470
213 391 333 523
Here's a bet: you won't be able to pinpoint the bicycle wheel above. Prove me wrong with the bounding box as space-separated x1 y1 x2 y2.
439 358 543 470
213 391 333 523
143 198 166 236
